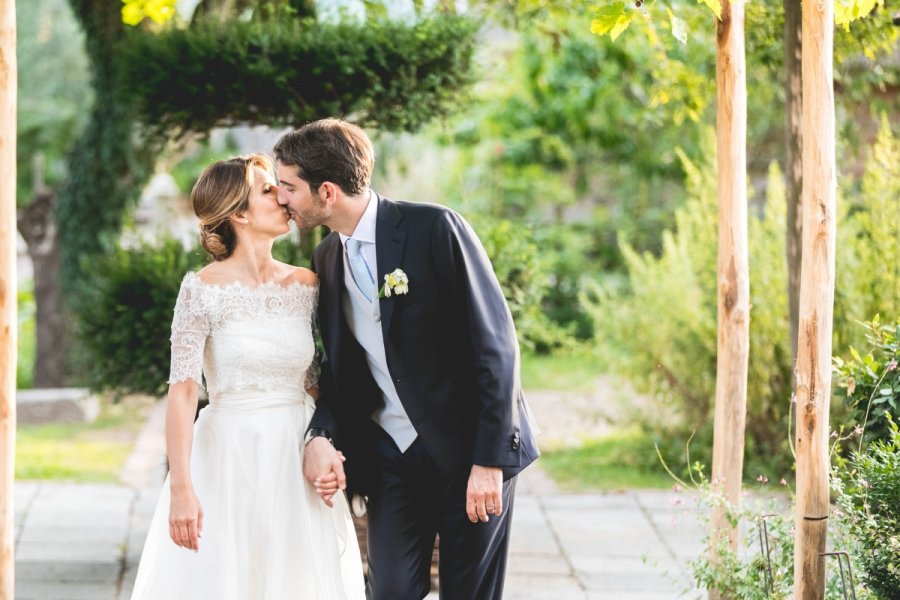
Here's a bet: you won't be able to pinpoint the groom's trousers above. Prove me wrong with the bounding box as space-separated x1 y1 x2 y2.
364 427 517 600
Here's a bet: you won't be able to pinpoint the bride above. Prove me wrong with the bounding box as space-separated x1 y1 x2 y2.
129 154 365 600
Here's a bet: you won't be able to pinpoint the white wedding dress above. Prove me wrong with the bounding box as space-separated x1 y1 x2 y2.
130 272 365 600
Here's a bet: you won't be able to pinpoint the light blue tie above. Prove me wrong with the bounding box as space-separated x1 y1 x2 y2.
346 238 376 302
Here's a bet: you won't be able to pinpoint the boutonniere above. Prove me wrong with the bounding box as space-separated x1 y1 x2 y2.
379 268 409 298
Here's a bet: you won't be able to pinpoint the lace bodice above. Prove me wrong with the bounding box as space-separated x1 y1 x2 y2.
168 271 319 399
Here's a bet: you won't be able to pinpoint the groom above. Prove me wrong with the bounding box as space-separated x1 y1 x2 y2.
274 118 538 599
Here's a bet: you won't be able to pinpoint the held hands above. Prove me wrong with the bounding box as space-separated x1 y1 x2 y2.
169 484 203 552
302 437 346 508
466 464 503 524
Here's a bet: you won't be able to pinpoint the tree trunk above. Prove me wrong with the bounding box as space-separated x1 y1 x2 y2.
793 0 836 597
0 0 16 597
18 191 65 388
708 2 750 598
784 0 803 364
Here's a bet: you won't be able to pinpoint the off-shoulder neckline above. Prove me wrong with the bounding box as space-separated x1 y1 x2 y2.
184 270 318 293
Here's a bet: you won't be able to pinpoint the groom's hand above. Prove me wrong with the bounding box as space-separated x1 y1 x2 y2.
303 438 346 508
466 465 503 523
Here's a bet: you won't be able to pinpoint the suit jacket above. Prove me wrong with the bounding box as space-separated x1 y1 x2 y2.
309 195 539 496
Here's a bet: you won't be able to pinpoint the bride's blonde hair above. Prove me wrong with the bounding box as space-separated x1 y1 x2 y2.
191 154 274 261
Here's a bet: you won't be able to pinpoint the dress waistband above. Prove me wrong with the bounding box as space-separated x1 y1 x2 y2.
209 389 306 410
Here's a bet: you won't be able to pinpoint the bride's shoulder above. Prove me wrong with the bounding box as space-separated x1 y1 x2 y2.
280 264 319 289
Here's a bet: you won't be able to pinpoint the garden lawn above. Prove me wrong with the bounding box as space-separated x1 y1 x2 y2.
539 426 675 491
16 396 154 482
520 350 600 393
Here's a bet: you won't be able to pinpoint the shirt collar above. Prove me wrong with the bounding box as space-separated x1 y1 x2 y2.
339 190 377 247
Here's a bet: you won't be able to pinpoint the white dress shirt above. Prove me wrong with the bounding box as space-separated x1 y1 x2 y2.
339 192 417 451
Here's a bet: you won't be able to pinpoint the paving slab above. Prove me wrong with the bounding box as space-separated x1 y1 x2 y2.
14 424 710 600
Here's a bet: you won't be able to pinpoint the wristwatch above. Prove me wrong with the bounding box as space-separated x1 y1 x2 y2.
304 427 334 446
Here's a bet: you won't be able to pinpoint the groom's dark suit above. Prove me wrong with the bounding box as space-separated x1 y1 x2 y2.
309 195 539 599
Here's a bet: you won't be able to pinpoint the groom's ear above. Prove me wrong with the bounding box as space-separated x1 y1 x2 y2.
318 181 340 206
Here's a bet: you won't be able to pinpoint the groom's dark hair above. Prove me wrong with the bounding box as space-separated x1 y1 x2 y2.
273 118 375 196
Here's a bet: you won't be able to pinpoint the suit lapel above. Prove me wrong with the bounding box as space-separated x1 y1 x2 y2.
320 234 344 375
375 196 407 339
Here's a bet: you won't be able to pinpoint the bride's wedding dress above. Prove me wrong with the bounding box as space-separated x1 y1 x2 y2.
130 271 365 600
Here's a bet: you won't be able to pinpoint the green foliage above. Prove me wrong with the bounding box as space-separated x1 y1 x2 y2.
58 0 157 293
836 0 883 30
117 15 479 138
690 498 794 598
834 317 900 447
17 283 36 390
584 119 900 478
470 216 571 352
834 419 900 599
836 118 900 332
439 13 711 268
16 0 92 205
75 233 311 396
76 239 207 397
687 483 868 599
590 2 634 41
168 135 241 195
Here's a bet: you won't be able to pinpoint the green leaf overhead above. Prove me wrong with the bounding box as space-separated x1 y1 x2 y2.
590 2 635 41
697 0 722 19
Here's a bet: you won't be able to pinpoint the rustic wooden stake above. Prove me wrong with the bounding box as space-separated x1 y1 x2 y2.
0 0 17 597
709 2 751 597
793 0 836 597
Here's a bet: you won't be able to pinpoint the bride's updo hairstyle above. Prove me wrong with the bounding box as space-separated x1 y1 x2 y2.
191 154 274 261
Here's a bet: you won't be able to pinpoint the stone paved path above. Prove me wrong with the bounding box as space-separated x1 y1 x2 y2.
14 389 709 599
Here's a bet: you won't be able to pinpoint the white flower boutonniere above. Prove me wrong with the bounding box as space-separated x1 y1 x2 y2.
379 268 409 298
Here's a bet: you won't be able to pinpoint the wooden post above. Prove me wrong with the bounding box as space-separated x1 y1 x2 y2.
793 0 835 597
0 0 16 597
708 1 750 596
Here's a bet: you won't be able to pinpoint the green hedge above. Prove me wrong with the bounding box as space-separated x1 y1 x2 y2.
77 239 207 397
77 236 310 396
117 16 479 137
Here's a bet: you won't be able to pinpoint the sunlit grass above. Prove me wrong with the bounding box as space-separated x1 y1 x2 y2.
539 426 675 491
16 397 153 482
521 350 601 392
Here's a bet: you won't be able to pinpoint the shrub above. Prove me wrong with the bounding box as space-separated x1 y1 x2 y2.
77 239 208 397
470 216 571 353
584 120 900 480
76 234 313 397
686 470 873 598
833 418 900 599
583 146 792 478
834 317 900 446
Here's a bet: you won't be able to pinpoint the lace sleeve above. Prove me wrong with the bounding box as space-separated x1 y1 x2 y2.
304 297 321 390
167 275 210 386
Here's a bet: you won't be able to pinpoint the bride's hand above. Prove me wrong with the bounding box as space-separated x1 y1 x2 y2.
303 439 346 508
169 485 203 552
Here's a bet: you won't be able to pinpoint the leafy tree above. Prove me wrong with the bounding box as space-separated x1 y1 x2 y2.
16 0 91 205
